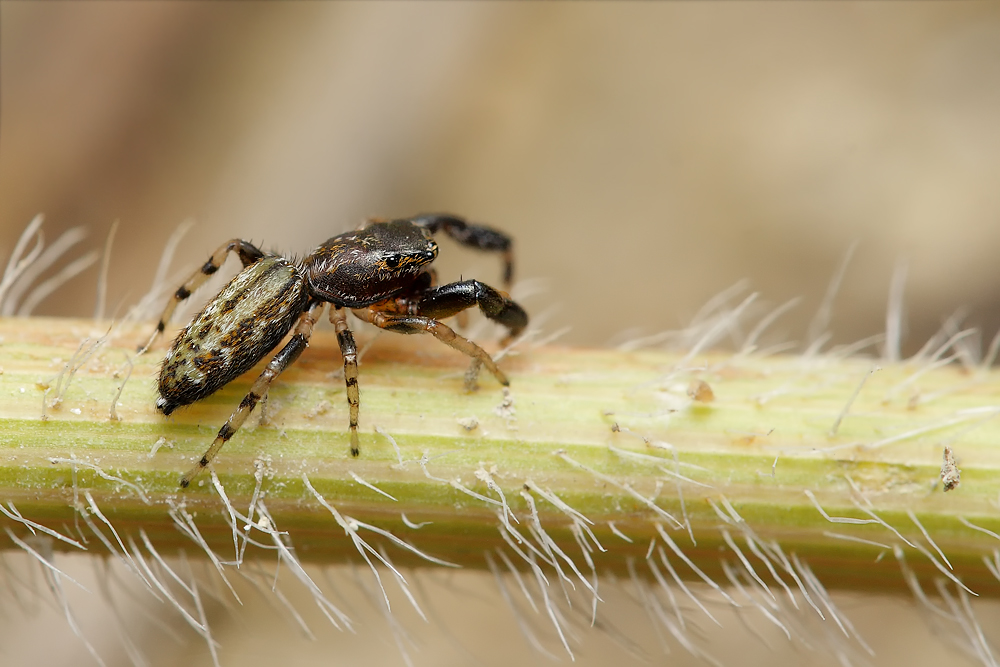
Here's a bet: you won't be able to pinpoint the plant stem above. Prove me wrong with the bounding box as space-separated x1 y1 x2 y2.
1 316 999 596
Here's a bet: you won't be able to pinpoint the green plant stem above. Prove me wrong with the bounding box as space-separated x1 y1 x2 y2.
1 316 999 596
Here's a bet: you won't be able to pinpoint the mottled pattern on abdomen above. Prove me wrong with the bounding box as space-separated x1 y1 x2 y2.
157 257 310 414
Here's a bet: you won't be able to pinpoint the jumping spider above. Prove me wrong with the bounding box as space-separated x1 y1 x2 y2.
139 214 528 487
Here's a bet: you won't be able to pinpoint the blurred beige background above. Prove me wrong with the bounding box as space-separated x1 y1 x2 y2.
3 1 1000 353
3 3 1000 666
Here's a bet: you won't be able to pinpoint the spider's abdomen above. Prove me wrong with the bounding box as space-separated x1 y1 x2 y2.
157 257 310 415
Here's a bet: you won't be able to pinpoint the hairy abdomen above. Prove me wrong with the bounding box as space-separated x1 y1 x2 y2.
157 257 309 415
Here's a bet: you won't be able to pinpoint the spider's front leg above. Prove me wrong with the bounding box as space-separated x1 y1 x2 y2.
179 303 322 487
406 213 516 287
416 279 528 388
353 285 522 391
138 239 266 354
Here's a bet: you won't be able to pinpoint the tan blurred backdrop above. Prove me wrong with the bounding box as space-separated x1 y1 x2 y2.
3 1 1000 352
3 3 1000 666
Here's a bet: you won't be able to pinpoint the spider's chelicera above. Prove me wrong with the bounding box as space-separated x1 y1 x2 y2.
139 214 528 488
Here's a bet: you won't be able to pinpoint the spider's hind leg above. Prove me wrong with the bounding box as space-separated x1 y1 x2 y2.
179 304 321 488
138 239 265 354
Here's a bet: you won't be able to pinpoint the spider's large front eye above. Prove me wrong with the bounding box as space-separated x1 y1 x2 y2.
384 254 402 269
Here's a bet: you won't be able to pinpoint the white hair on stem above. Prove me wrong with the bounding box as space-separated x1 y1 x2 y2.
655 545 720 627
907 509 953 571
490 546 536 615
807 240 858 350
721 529 776 605
0 214 45 310
130 533 211 639
130 218 196 322
520 488 600 601
1 225 87 316
348 470 398 501
49 456 150 504
557 451 683 529
485 551 560 659
0 503 86 550
79 491 152 591
475 466 518 531
4 529 89 592
644 550 686 630
884 257 908 363
719 559 790 642
829 365 880 436
17 250 100 316
254 500 353 632
933 578 998 667
93 220 119 320
167 502 242 604
821 531 892 551
739 296 802 357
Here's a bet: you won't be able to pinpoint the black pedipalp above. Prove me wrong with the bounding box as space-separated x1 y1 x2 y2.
416 279 527 340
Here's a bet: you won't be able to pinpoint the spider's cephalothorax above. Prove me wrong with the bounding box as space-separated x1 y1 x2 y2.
139 214 527 488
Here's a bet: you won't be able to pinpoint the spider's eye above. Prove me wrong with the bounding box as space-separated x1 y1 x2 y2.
384 254 402 269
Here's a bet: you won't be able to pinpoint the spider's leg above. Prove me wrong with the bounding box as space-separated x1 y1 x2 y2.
406 213 515 287
179 303 321 488
416 279 528 343
138 239 265 354
353 308 508 390
330 307 361 457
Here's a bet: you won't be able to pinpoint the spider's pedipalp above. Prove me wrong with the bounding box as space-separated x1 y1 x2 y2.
416 279 527 342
